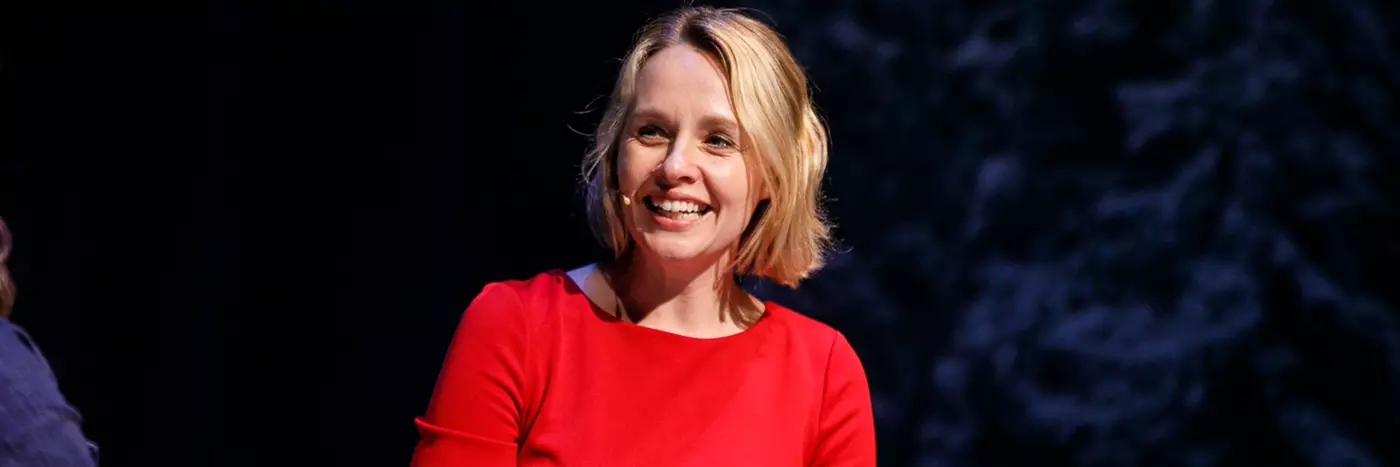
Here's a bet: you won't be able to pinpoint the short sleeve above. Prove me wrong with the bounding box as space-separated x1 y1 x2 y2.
411 283 530 467
811 331 876 467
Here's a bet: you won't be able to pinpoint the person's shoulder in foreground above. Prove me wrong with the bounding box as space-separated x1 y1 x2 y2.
0 319 98 467
0 218 97 467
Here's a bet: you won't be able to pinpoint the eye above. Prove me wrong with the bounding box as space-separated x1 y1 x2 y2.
635 125 668 142
705 134 736 149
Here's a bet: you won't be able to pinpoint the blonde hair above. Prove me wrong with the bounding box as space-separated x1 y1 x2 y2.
582 6 832 288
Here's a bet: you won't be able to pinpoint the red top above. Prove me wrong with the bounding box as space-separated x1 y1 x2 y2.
411 270 876 466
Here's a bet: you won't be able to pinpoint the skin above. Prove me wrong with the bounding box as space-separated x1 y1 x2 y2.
602 44 767 339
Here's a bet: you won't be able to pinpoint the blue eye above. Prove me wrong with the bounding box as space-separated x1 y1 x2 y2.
706 135 735 149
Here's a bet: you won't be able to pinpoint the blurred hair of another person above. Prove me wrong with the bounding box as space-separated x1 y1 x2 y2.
0 217 98 466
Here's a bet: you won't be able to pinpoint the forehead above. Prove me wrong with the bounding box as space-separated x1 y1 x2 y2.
632 45 735 119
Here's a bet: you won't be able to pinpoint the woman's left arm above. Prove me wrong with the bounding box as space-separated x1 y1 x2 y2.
812 332 876 467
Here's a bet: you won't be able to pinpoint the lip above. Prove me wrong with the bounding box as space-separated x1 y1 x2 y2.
649 210 706 231
644 192 712 209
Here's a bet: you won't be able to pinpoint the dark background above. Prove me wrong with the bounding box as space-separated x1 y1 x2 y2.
3 0 1398 466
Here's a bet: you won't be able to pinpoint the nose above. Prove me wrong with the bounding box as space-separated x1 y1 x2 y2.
656 142 700 187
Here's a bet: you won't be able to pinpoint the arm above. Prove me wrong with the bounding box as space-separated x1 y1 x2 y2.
812 332 876 467
411 284 530 467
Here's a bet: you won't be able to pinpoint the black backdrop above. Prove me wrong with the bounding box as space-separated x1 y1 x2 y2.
5 1 661 464
4 1 1399 466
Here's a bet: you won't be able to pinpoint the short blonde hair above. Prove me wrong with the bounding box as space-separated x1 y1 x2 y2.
582 6 832 288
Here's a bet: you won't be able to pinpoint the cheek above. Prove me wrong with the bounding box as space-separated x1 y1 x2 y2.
616 146 654 191
709 160 755 206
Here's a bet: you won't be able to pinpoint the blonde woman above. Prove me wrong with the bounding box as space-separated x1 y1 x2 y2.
412 7 875 466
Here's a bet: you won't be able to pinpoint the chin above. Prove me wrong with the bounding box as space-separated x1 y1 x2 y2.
636 236 714 263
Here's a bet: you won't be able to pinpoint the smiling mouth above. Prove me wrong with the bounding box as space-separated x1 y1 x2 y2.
644 196 712 221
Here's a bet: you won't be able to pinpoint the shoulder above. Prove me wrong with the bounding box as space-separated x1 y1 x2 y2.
0 319 56 388
0 320 95 466
463 269 572 317
763 302 848 354
764 301 834 339
433 269 576 391
470 269 569 303
762 302 866 374
452 269 582 340
768 307 876 464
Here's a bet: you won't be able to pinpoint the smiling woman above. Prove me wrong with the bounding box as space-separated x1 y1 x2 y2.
411 6 875 466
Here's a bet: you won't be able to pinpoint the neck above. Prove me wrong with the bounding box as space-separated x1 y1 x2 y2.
608 250 758 338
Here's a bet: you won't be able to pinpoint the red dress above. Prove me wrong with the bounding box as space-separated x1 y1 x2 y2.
411 270 876 466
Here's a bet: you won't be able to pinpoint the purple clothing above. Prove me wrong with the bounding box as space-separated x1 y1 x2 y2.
0 318 97 466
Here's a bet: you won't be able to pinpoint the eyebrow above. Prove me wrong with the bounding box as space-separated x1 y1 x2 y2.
631 107 740 134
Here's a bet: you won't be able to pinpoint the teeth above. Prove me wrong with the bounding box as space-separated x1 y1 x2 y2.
653 198 706 213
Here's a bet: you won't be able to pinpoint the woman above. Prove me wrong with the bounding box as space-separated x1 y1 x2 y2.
412 6 875 466
0 217 98 466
